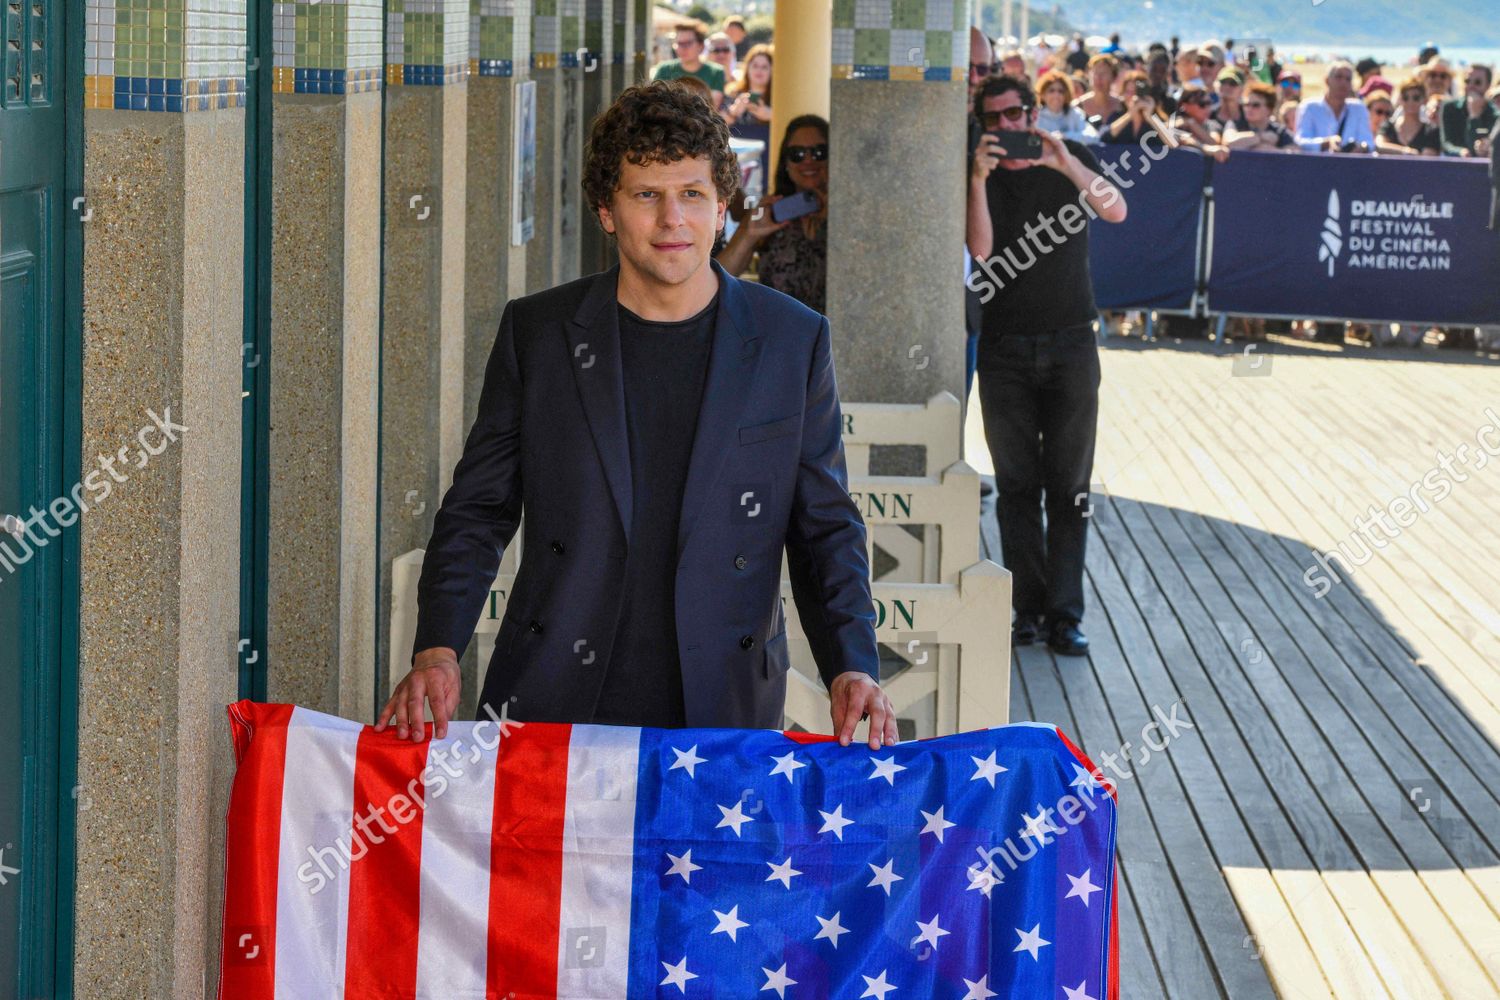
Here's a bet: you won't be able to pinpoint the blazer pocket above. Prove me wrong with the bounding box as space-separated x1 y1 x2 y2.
739 413 801 446
762 627 791 680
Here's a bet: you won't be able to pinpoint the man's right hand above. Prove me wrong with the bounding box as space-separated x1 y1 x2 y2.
971 133 1002 182
377 647 461 743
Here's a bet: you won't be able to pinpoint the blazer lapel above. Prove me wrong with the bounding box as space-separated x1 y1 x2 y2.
676 258 764 562
567 263 633 540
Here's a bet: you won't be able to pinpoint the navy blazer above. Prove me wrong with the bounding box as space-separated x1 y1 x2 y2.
412 257 880 728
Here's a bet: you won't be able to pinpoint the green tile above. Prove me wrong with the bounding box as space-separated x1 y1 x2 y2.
925 29 950 67
892 0 926 31
832 0 855 29
854 27 889 66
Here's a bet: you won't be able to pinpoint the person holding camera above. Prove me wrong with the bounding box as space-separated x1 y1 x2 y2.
1295 61 1374 153
1102 69 1169 144
965 75 1127 658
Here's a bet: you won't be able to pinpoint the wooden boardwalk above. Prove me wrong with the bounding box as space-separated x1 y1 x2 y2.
963 337 1500 999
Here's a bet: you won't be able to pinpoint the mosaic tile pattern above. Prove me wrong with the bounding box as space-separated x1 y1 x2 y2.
271 0 382 94
85 0 247 110
386 0 469 85
831 0 970 81
529 0 579 70
470 0 529 77
611 0 625 65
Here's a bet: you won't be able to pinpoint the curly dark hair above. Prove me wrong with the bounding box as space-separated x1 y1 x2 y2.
582 81 741 238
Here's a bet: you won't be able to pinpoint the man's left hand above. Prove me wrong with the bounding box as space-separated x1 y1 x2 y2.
829 671 899 749
1034 128 1075 173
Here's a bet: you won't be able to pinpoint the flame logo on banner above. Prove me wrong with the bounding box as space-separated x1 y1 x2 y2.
1319 190 1342 277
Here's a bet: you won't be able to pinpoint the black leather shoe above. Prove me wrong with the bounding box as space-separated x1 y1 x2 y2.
1011 614 1045 647
1047 619 1090 657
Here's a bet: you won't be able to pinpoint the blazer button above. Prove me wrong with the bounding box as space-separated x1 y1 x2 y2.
734 554 747 570
529 619 544 634
740 634 755 650
551 540 565 554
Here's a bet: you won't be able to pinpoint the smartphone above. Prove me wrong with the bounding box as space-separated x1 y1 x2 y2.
989 129 1044 159
1133 78 1151 99
771 189 821 223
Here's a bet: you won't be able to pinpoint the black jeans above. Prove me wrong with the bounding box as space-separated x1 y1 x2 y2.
977 324 1100 624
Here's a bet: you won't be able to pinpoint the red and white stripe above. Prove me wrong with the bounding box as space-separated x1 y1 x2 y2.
218 702 641 1000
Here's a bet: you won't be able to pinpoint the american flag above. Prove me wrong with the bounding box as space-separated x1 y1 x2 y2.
218 701 1118 999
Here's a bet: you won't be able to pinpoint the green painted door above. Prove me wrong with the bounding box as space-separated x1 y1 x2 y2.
1 0 72 989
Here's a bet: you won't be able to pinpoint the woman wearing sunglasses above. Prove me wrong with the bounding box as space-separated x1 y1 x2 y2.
717 115 830 313
1374 78 1441 156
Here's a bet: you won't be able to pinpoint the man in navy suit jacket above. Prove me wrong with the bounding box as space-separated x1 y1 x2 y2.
378 82 895 748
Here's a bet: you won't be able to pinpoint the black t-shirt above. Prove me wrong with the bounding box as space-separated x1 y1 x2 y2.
976 139 1104 354
591 292 718 727
1381 119 1441 154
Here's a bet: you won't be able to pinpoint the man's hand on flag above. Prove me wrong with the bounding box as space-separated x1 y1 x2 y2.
377 648 461 743
829 671 898 750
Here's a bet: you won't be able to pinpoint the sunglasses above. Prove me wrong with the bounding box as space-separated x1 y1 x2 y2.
969 61 998 76
1244 101 1268 109
1186 96 1211 106
710 46 733 54
1369 105 1392 116
785 143 828 164
672 38 701 48
980 105 1032 126
1401 92 1423 101
1197 57 1216 66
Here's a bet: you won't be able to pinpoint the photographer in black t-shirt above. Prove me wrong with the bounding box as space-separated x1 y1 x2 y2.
965 74 1127 658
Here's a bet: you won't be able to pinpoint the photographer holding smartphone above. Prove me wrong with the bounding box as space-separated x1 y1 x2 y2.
717 115 830 313
965 74 1126 658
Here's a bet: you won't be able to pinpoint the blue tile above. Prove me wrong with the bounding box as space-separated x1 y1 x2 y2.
148 93 164 110
148 77 164 94
166 94 182 111
166 78 181 95
131 76 147 93
130 93 148 109
114 92 130 108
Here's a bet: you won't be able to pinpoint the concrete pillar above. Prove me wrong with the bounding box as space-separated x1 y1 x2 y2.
376 0 471 690
264 0 384 719
770 0 831 182
579 0 610 276
630 0 648 85
458 0 532 716
555 0 586 283
76 106 243 998
826 0 968 411
525 6 561 292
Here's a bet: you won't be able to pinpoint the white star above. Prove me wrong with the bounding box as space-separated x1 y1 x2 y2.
717 800 754 836
966 864 1002 896
1013 923 1051 961
961 975 998 1000
712 904 749 942
867 858 904 895
911 914 950 950
0 848 17 886
970 751 1008 787
769 751 807 783
761 962 797 997
1066 868 1102 906
660 956 698 992
1069 762 1104 795
868 755 908 785
818 803 855 840
664 849 703 884
670 744 706 778
860 969 897 999
814 911 850 948
919 806 956 842
766 856 803 889
1021 804 1062 845
1063 983 1097 1000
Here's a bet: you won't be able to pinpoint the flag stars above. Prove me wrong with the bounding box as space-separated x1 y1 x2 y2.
670 744 707 778
867 858 904 895
660 956 698 993
912 914 950 950
962 975 998 1000
1066 868 1102 907
814 911 850 948
970 751 1008 787
1021 805 1062 845
664 849 703 884
766 856 803 889
966 864 1001 897
860 969 897 999
717 800 755 837
868 755 907 785
919 806 956 842
769 751 807 783
818 803 855 840
711 904 750 942
1063 983 1097 1000
761 962 797 997
1069 762 1104 795
1013 923 1051 961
